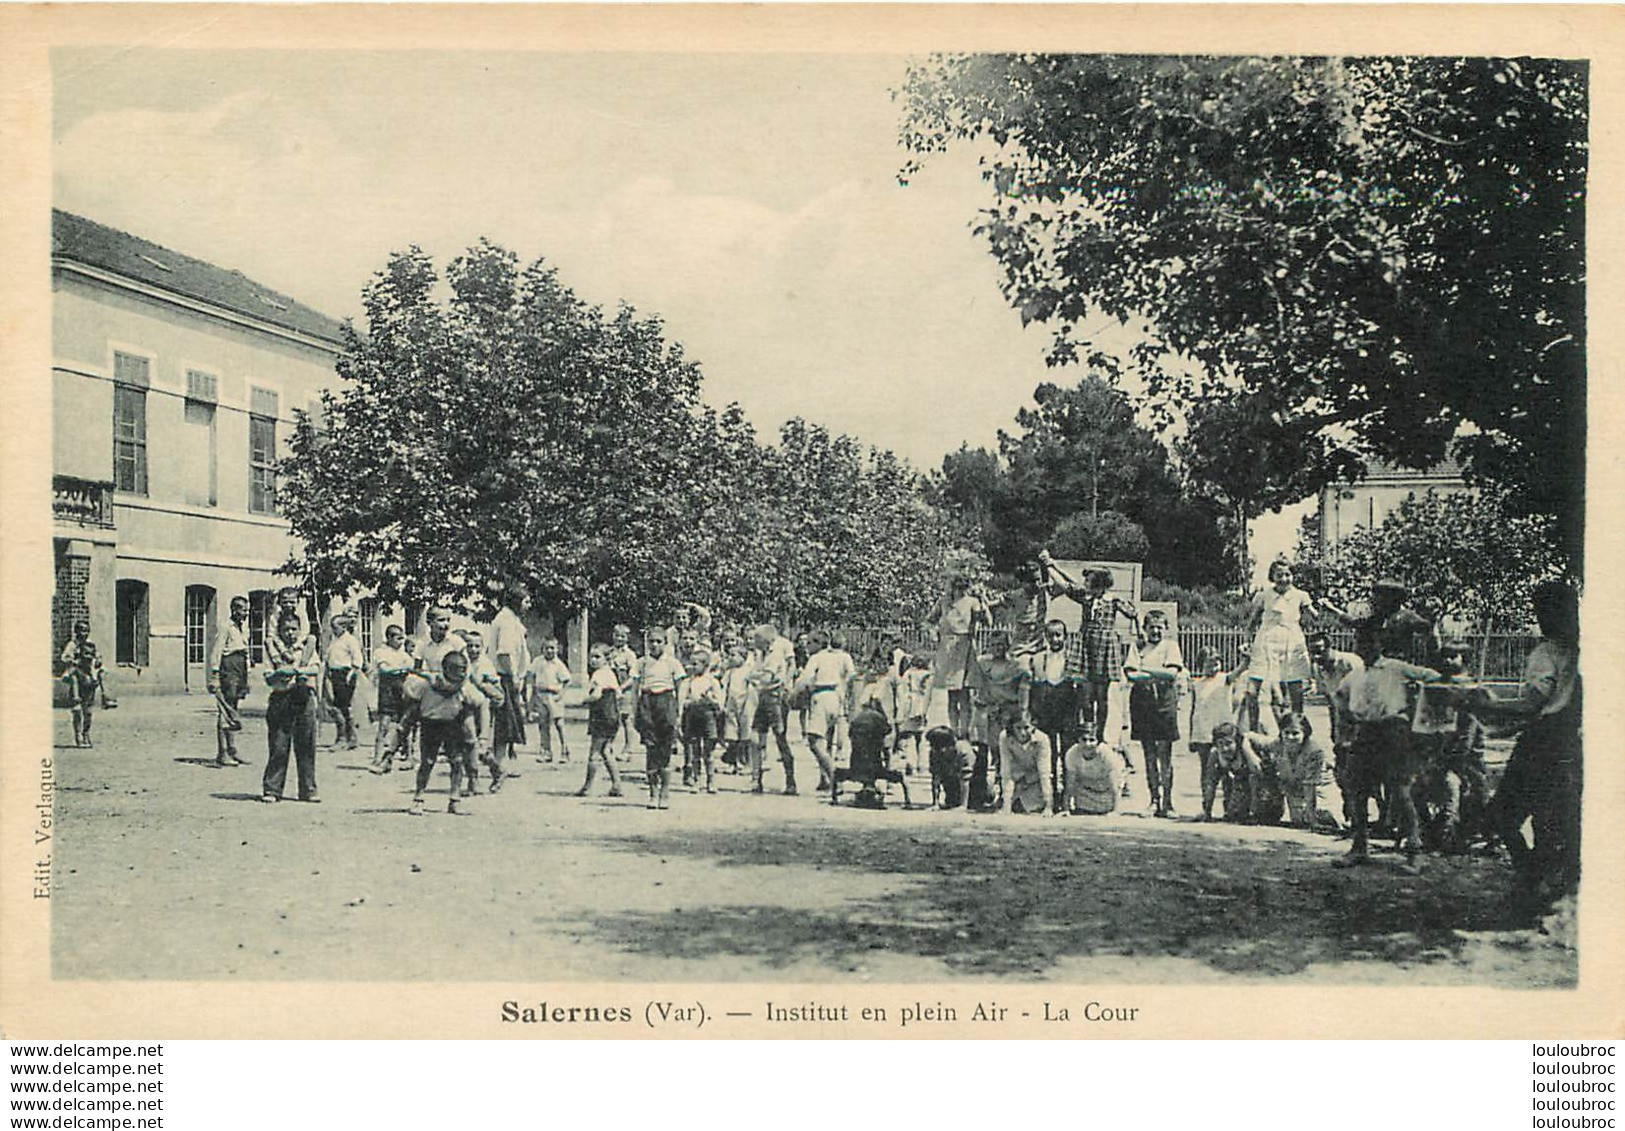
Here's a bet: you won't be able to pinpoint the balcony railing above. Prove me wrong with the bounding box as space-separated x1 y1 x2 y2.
52 476 115 529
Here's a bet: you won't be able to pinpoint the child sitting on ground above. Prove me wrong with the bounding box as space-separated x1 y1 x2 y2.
1201 722 1255 823
577 644 625 798
1243 713 1328 830
999 716 1054 816
1060 739 1121 816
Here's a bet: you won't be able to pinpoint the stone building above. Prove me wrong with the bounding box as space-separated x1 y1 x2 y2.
52 210 347 694
1317 457 1472 551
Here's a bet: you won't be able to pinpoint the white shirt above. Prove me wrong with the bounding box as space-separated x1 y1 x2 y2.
488 606 531 678
417 633 466 677
587 664 619 700
325 632 365 671
752 636 797 691
528 656 573 696
800 648 854 691
639 653 687 695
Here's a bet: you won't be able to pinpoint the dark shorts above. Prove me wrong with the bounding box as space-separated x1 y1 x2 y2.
588 692 621 739
1129 681 1180 741
752 687 788 735
682 700 720 742
638 689 679 748
1028 681 1077 738
328 669 357 711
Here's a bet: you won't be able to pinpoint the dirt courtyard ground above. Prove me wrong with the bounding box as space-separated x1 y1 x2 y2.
50 695 1575 986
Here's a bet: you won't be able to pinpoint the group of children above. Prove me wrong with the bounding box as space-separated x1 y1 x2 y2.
63 563 1578 908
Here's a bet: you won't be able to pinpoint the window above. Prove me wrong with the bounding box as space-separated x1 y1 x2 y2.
248 590 274 665
248 387 279 515
357 597 378 664
183 372 218 507
184 586 215 667
115 579 150 666
249 413 277 515
112 352 150 495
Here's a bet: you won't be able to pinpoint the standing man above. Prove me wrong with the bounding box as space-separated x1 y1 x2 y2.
488 584 532 773
748 623 800 794
1474 580 1582 907
208 595 252 767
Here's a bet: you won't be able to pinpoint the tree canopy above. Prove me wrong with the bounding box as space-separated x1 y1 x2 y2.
281 241 972 629
933 375 1234 586
899 55 1586 567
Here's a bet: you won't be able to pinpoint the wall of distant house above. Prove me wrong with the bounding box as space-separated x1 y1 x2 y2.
1319 475 1473 549
53 269 342 693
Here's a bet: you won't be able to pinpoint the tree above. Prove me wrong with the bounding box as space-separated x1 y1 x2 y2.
1049 510 1149 563
933 375 1235 585
899 55 1586 567
282 240 976 630
283 241 709 620
1296 489 1564 672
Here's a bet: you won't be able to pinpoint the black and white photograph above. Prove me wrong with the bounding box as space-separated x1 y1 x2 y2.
9 6 1611 1034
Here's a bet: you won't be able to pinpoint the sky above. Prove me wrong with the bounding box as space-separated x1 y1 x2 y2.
53 47 1306 578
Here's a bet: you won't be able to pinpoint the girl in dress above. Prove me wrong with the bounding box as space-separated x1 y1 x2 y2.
1242 559 1317 730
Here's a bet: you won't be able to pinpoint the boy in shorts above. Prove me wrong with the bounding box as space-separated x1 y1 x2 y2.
610 624 640 762
368 624 413 773
526 638 573 763
679 649 724 792
401 650 486 816
577 644 625 798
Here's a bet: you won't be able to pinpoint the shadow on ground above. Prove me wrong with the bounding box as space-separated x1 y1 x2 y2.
580 820 1556 981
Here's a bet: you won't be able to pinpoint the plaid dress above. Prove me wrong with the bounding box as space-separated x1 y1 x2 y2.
1078 593 1134 684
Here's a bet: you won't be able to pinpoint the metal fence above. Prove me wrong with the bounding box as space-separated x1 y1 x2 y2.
646 622 1540 682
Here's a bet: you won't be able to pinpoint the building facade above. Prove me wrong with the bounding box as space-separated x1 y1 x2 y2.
1317 458 1472 551
52 210 348 694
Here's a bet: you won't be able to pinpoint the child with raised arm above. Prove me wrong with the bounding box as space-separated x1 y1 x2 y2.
1048 563 1138 747
525 638 573 764
1242 559 1316 727
1125 610 1184 817
680 648 725 792
576 643 625 798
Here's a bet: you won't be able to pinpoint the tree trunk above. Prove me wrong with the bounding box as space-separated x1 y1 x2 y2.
1235 501 1251 590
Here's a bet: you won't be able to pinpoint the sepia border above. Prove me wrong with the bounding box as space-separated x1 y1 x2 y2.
2 3 1622 1040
